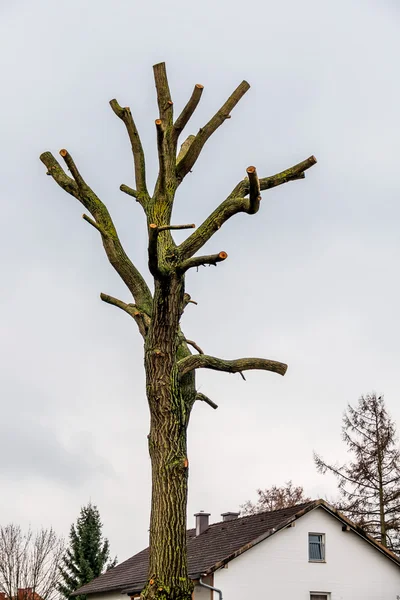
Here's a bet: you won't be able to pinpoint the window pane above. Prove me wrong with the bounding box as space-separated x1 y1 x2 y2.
310 595 328 600
309 534 324 560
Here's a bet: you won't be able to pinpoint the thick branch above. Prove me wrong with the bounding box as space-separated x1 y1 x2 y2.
178 354 287 378
174 84 204 137
179 251 227 272
176 80 250 182
153 62 173 127
155 119 166 194
176 135 196 164
148 223 162 278
247 166 261 214
195 392 218 410
109 99 148 200
100 293 150 337
40 150 153 313
179 155 317 259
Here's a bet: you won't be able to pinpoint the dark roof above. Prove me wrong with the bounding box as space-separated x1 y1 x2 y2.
75 500 400 596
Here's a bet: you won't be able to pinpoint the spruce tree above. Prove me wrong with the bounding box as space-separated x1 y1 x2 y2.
59 503 117 600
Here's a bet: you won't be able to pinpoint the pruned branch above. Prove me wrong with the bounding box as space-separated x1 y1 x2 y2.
148 223 162 278
158 224 195 232
195 392 218 410
178 155 317 259
176 135 196 164
179 251 228 272
177 354 288 378
109 99 148 200
185 339 204 354
176 80 250 182
153 62 173 127
100 293 150 337
82 214 107 236
40 150 153 313
120 184 138 199
174 84 204 137
155 119 166 193
247 166 261 215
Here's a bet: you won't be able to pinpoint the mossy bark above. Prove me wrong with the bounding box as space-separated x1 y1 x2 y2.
143 276 195 600
39 60 316 600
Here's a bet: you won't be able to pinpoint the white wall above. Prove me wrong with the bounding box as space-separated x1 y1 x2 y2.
91 591 128 600
209 507 400 600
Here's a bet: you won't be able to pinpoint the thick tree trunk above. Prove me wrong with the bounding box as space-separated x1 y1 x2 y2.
143 277 194 600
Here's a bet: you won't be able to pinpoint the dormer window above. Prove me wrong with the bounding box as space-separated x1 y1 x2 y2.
309 533 325 561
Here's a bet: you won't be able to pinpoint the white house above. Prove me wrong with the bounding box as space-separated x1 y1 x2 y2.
75 500 400 600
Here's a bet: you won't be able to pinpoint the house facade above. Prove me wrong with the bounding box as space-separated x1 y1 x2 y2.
75 500 400 600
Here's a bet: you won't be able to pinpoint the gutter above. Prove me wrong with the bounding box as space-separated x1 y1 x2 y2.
198 577 223 600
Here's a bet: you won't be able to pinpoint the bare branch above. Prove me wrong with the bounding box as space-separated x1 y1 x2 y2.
195 392 218 410
247 166 261 214
148 223 163 278
109 99 148 200
153 62 174 127
176 80 250 182
178 155 317 259
158 224 195 232
185 339 204 354
120 184 138 199
100 293 150 337
155 119 166 194
179 251 228 272
259 155 317 191
174 84 204 137
82 213 107 236
176 135 196 164
177 354 287 378
40 150 153 313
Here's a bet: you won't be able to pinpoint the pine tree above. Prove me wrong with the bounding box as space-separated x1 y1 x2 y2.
314 393 400 553
59 503 117 600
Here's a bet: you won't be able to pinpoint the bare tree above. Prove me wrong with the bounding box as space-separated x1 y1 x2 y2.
240 481 311 515
314 393 400 553
0 525 64 600
39 62 317 600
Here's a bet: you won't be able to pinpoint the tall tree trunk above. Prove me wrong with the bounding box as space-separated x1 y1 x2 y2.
143 277 194 600
39 60 316 600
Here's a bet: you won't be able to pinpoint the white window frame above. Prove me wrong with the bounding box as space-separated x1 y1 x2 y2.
308 532 326 562
310 593 330 600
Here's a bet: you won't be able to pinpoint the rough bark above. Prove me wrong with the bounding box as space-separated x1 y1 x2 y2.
39 61 317 600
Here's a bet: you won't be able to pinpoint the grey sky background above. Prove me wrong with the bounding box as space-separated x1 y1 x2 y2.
1 0 400 561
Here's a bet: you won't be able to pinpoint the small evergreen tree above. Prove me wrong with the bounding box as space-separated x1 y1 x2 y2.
59 503 117 600
314 393 400 553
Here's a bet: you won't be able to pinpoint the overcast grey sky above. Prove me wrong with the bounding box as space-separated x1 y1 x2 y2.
1 0 400 562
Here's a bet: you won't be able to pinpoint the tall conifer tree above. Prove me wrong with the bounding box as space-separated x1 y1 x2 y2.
315 393 400 553
59 503 117 600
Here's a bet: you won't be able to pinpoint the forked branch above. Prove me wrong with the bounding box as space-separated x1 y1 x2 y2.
176 80 250 182
179 156 317 259
177 354 288 378
109 99 148 201
40 150 152 313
